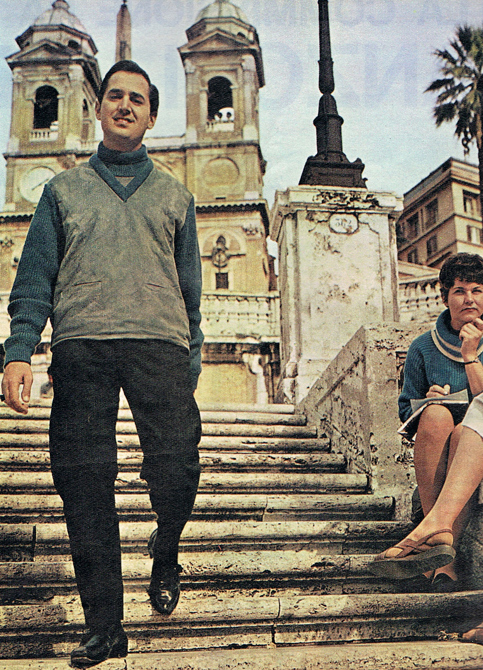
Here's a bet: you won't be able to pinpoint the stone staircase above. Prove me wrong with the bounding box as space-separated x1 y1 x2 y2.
0 401 482 669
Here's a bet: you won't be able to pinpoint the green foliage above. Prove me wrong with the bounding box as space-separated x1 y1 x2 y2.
426 24 483 153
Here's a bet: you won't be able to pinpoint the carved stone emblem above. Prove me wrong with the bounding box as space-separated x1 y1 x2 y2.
329 213 358 234
0 236 14 250
313 190 380 209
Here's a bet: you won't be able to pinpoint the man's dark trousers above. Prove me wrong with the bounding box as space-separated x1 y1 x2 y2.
49 339 201 632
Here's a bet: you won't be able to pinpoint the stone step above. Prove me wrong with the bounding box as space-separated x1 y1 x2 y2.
1 641 482 670
26 400 297 414
0 552 398 589
0 590 478 658
0 407 305 426
0 432 330 452
0 420 318 439
0 549 430 600
0 493 394 522
0 520 409 556
0 471 367 494
0 450 345 473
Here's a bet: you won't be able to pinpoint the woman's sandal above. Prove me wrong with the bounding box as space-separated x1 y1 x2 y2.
368 529 455 580
461 624 483 644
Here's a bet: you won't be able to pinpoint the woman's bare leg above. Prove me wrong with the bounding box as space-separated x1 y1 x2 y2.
413 404 455 518
384 425 483 558
433 424 476 581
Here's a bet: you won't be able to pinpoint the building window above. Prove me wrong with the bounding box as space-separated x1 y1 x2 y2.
426 235 437 257
407 249 418 264
406 213 419 239
464 191 479 217
33 85 58 129
467 225 483 245
425 199 438 229
207 77 234 121
216 272 229 289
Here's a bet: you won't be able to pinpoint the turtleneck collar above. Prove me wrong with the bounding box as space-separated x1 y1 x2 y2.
431 308 483 362
97 142 148 166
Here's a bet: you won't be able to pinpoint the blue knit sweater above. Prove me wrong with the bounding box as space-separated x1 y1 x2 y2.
3 143 203 390
399 308 483 423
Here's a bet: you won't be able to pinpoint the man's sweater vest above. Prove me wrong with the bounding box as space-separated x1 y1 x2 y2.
49 162 192 350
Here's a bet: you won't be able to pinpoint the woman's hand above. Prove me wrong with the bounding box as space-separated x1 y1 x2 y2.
426 384 450 398
460 318 483 362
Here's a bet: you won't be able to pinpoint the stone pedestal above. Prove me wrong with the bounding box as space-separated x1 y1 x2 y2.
270 185 402 404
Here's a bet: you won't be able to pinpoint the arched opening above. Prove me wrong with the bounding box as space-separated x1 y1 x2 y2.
81 99 90 141
207 77 233 121
33 85 58 129
68 39 81 52
212 234 230 290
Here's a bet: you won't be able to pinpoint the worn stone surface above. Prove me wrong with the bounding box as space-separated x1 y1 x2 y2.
2 641 483 670
0 402 480 665
301 322 427 519
270 185 402 403
0 449 345 473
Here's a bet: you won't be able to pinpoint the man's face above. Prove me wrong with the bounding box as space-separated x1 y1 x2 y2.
95 70 156 152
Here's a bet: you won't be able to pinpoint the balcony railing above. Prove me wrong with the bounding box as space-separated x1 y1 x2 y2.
201 292 280 340
399 277 442 324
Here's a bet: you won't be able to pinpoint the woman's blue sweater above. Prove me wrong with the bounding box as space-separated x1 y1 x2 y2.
399 308 483 423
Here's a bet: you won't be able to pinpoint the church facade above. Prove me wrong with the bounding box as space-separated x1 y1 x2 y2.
0 0 280 404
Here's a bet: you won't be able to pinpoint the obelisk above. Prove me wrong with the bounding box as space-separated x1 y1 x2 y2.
115 0 132 62
271 0 401 403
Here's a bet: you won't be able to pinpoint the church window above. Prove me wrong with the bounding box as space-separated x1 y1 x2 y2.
216 273 229 289
208 77 233 121
81 100 90 141
68 40 81 52
33 86 58 129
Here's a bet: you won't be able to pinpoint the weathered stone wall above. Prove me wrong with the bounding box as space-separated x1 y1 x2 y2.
270 185 402 405
300 322 427 519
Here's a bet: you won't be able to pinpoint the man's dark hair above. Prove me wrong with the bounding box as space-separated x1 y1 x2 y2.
439 252 483 302
97 60 159 117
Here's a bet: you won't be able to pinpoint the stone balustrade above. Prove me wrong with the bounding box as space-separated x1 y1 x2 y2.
200 291 280 341
399 276 442 324
30 128 58 142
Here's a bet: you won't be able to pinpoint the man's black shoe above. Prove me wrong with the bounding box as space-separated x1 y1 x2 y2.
70 623 128 668
148 564 182 615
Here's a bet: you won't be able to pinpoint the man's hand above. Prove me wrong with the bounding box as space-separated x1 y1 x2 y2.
460 317 483 361
1 362 33 414
426 384 450 398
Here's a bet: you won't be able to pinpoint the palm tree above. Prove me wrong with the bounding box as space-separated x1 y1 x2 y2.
426 25 483 215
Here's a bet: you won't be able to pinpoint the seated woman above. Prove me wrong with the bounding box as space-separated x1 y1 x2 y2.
378 253 483 591
371 395 483 643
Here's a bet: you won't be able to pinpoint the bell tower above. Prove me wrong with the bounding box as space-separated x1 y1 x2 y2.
4 0 101 212
178 0 265 202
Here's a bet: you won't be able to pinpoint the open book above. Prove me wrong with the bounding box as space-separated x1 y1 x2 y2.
397 389 469 437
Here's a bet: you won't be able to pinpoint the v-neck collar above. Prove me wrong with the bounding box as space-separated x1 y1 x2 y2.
89 153 153 202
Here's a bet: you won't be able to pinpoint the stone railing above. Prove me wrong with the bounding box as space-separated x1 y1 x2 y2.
30 127 58 142
299 322 426 519
399 276 441 324
201 291 280 341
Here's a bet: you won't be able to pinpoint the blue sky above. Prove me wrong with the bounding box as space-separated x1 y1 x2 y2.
1 0 483 210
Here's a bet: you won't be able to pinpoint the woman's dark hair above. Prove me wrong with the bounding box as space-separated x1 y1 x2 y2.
97 60 159 117
439 253 483 302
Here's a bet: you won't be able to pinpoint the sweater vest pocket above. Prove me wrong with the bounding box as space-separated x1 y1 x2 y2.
144 282 189 334
53 281 102 333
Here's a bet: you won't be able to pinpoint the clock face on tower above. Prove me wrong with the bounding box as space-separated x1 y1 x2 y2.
20 166 56 204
